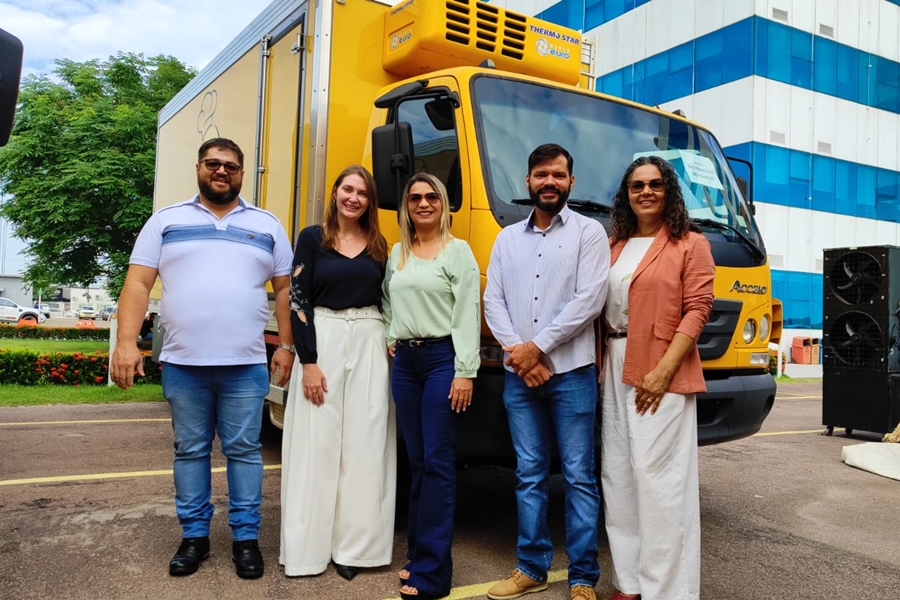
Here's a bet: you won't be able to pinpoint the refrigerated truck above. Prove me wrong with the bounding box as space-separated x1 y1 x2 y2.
153 0 782 454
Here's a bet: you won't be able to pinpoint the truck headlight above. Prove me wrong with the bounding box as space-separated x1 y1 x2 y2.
759 315 770 341
742 319 757 344
750 352 770 365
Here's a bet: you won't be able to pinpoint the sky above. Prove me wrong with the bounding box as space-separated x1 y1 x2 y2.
1 0 269 277
1 0 269 78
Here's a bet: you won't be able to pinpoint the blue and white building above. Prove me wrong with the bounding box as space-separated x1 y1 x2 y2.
505 0 900 356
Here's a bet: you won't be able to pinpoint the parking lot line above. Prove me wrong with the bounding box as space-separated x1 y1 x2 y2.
383 569 568 600
0 418 171 427
775 394 822 400
0 464 282 487
753 429 822 437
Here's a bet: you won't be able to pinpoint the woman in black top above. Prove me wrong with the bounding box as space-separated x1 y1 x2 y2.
279 165 396 580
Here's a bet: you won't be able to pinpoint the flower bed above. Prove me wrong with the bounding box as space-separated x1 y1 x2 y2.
0 349 160 386
0 324 110 341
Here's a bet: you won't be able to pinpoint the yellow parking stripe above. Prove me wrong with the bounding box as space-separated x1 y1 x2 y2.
753 429 822 437
0 464 282 487
776 395 822 400
0 418 171 427
383 569 569 600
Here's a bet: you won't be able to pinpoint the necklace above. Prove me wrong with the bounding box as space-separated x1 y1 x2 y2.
337 231 363 242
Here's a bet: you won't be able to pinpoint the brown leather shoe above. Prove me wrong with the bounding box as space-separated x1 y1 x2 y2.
486 569 548 599
571 585 597 600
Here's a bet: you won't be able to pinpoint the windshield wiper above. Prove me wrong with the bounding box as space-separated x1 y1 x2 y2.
692 218 766 263
510 198 612 214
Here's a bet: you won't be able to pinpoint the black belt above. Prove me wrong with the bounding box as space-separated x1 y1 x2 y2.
607 330 627 339
398 336 452 347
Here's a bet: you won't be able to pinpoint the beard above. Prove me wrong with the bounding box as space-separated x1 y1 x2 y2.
529 185 570 213
198 177 241 205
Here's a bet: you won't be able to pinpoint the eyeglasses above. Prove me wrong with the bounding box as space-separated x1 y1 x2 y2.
201 159 242 175
628 179 666 194
408 192 441 204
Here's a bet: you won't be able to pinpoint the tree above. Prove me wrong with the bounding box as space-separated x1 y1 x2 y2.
0 53 195 299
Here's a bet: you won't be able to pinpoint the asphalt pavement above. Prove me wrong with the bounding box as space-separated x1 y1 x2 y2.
1 382 897 600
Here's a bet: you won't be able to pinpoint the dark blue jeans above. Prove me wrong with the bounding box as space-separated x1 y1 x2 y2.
391 338 457 598
503 365 600 587
162 362 269 541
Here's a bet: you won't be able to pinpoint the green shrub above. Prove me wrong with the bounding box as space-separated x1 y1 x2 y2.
0 324 110 341
0 349 160 385
768 350 786 377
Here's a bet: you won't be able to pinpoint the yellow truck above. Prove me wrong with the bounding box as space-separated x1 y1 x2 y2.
153 0 782 453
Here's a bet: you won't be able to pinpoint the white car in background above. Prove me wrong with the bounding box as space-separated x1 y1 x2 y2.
77 305 97 319
0 298 45 324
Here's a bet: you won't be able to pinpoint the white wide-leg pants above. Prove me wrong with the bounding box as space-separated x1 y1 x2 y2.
600 337 701 600
279 306 396 576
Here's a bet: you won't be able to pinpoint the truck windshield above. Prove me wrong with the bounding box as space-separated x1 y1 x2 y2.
471 75 763 251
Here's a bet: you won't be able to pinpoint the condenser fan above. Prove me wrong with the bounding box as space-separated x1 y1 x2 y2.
830 251 882 304
829 312 883 366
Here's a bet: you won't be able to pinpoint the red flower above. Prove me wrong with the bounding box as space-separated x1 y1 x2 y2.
94 376 103 383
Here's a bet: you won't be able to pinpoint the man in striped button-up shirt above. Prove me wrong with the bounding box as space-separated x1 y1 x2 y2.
484 143 610 600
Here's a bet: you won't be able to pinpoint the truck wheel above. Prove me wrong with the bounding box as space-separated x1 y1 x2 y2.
844 428 853 436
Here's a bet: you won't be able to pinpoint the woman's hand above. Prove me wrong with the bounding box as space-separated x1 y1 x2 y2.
634 365 674 416
388 342 397 357
302 363 328 406
449 377 474 413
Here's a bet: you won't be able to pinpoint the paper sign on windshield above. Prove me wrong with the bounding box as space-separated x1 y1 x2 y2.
679 152 723 190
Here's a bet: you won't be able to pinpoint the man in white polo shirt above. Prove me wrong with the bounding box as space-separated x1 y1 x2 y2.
111 138 294 580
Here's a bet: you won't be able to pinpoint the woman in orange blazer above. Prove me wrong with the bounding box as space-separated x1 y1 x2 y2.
600 155 715 600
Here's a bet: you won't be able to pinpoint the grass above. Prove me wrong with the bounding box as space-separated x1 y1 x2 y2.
0 339 110 353
0 384 163 407
775 375 822 384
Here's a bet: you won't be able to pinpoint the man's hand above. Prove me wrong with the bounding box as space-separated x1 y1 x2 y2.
111 343 145 390
270 348 293 387
522 362 553 388
502 341 543 376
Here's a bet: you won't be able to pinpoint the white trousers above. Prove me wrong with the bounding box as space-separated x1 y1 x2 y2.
600 338 701 600
279 306 396 576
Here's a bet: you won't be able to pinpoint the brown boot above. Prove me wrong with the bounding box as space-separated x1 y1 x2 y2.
486 569 549 599
570 585 597 600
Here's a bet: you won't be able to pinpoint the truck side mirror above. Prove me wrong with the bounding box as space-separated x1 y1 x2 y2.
372 122 415 210
0 28 24 147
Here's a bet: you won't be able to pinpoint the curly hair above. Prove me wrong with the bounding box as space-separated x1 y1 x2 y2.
610 155 698 242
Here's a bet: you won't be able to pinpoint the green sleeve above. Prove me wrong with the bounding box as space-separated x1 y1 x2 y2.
449 241 482 378
381 245 396 347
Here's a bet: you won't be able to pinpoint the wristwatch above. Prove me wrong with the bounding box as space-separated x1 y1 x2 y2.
278 343 295 353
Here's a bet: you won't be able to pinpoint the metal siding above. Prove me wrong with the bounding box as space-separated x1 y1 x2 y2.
159 0 305 126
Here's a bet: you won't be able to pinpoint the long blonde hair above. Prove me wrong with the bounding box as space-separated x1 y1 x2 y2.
396 173 453 270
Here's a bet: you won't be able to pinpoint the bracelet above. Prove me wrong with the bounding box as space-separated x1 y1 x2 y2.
278 343 295 353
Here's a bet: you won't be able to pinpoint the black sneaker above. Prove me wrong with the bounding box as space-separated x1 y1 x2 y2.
232 539 264 579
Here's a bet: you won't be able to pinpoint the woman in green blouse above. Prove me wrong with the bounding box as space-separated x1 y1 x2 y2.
382 173 481 600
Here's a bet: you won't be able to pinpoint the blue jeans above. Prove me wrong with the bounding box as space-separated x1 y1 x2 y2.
391 338 457 598
162 362 269 541
503 365 600 587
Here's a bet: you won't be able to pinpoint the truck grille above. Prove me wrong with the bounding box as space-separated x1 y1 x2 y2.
699 299 742 360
